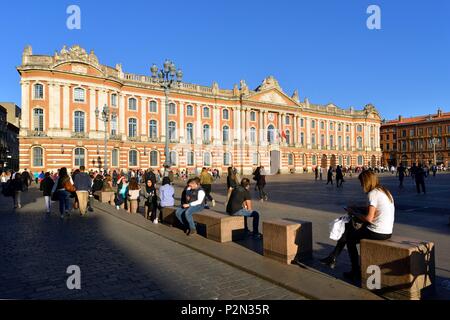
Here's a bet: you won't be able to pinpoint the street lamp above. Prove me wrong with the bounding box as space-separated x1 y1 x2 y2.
150 59 183 176
95 104 117 173
429 137 438 166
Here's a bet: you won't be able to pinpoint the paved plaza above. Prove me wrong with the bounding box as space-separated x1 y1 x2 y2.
0 172 449 299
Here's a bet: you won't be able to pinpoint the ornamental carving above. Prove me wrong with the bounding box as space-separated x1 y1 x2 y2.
54 45 100 66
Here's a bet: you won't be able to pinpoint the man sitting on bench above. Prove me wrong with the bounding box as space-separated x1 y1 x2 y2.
226 178 262 239
175 177 205 236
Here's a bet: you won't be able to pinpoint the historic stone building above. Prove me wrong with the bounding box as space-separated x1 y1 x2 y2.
18 45 382 174
380 109 450 167
0 102 21 171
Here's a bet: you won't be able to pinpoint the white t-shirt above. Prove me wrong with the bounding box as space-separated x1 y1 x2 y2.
367 188 395 234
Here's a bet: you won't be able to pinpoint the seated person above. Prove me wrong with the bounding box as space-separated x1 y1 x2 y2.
226 178 262 239
159 177 175 208
320 170 395 282
175 177 205 236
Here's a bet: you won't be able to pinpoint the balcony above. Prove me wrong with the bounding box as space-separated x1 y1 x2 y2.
128 136 139 142
29 130 47 137
71 131 88 139
110 134 123 141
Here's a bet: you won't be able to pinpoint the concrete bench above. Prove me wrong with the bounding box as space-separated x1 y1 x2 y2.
360 236 435 300
193 211 245 243
159 207 178 226
263 219 313 264
94 191 115 204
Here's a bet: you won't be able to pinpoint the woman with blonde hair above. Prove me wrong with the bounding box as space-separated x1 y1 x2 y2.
320 170 395 282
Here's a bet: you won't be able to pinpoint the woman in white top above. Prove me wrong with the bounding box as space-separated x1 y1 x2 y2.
320 170 395 282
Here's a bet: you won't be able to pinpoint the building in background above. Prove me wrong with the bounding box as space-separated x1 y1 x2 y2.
0 102 21 171
17 45 381 174
380 109 450 168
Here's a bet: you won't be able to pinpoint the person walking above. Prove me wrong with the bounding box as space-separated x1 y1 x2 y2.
255 165 268 201
314 166 319 181
12 173 25 209
326 166 334 185
175 177 205 236
415 164 427 194
21 168 31 191
397 163 406 188
226 178 262 239
51 167 76 219
200 167 215 208
40 172 54 214
141 178 158 223
320 170 394 282
336 165 344 188
73 165 93 216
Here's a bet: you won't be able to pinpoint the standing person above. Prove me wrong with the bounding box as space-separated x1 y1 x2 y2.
397 163 406 188
432 165 437 177
127 177 141 214
226 166 239 205
336 165 344 188
21 168 31 191
314 166 319 181
175 177 205 236
226 178 262 239
112 170 118 187
320 166 324 180
38 171 45 184
320 170 394 282
326 166 334 185
33 171 39 185
200 167 215 208
410 163 417 182
73 165 93 216
140 178 158 222
0 171 7 192
145 168 157 186
51 167 76 219
415 164 426 194
40 172 54 214
115 176 129 210
255 165 268 202
11 173 25 209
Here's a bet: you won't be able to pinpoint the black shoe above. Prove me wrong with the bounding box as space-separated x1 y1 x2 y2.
319 255 337 269
88 207 94 212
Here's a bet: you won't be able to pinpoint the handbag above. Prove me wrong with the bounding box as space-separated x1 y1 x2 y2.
63 179 76 193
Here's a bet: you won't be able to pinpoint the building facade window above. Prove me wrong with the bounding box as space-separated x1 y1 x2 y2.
34 83 44 99
250 127 256 144
357 136 363 149
186 105 194 116
32 147 44 167
149 120 157 140
287 153 294 165
203 124 211 142
128 97 137 110
311 120 316 129
329 135 334 148
320 121 325 130
285 130 290 145
111 93 117 107
357 125 363 133
111 149 119 167
186 123 194 143
267 125 275 144
187 151 194 166
33 108 44 132
250 111 256 121
311 155 317 166
169 103 176 115
129 150 138 167
74 88 85 103
168 121 176 141
128 118 137 137
357 155 364 166
320 134 325 147
111 117 117 136
223 125 230 143
252 152 259 165
149 100 157 113
74 148 85 167
203 152 211 166
300 132 305 146
203 106 210 118
285 115 290 125
222 109 229 120
223 152 231 166
311 133 316 147
346 136 350 149
300 118 304 127
170 151 177 166
150 150 158 166
74 111 85 133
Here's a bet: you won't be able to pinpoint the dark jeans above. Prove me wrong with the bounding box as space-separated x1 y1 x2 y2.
175 205 204 231
327 177 333 185
416 181 426 194
57 190 71 215
232 209 260 234
332 222 391 271
257 185 267 200
201 184 214 203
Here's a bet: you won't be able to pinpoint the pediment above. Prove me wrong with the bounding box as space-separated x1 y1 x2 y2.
247 89 298 107
53 61 104 77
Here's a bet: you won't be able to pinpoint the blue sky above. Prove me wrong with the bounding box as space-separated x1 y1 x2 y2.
0 0 449 119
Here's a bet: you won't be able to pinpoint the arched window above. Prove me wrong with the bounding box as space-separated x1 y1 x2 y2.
110 117 117 136
329 135 334 148
285 130 291 145
111 149 119 167
222 109 229 120
34 83 44 99
357 125 363 133
223 125 230 143
203 152 211 167
285 115 290 125
187 151 195 166
203 124 210 142
74 111 85 133
149 120 158 140
149 100 157 113
186 104 194 116
357 136 363 149
288 153 294 166
74 148 85 167
128 118 137 137
129 150 138 167
346 124 350 132
111 93 117 107
223 152 231 166
267 125 275 144
357 155 364 166
74 88 85 103
186 123 194 144
168 121 176 141
128 98 137 111
32 147 43 167
170 151 177 166
150 150 158 166
33 108 44 132
311 155 317 166
329 122 334 130
169 102 176 115
203 106 210 118
320 121 325 130
250 127 256 144
338 123 342 131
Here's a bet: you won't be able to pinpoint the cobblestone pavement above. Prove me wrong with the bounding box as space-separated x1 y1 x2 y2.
0 188 304 300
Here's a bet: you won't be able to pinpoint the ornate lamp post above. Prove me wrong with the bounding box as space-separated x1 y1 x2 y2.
429 137 438 166
95 104 117 173
150 60 183 176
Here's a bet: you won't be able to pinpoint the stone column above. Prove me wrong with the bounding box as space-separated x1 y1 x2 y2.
259 110 265 144
63 85 71 130
179 101 185 143
306 117 311 147
20 81 30 131
293 115 298 146
119 94 125 136
325 120 329 150
141 97 147 136
350 123 355 151
161 97 167 142
50 83 61 130
195 104 202 145
89 88 96 132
